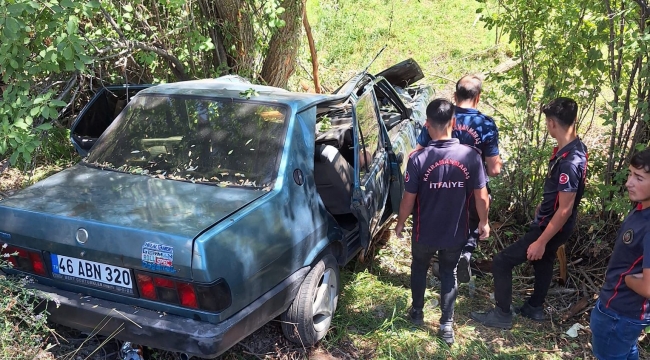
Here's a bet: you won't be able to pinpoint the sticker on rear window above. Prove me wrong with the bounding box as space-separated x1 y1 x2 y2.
142 242 175 273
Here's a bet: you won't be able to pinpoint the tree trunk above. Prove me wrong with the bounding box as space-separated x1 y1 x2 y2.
214 0 256 76
198 0 229 75
260 0 304 88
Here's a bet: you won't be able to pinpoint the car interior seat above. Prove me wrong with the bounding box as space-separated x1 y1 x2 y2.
314 144 354 215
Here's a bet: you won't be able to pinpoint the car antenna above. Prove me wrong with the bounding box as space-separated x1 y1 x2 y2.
362 44 387 74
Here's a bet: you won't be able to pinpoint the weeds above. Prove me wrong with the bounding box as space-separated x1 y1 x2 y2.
0 270 55 359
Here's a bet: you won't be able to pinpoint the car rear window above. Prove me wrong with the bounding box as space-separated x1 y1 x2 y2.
85 95 288 190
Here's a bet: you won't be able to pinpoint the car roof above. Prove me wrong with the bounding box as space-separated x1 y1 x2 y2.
137 78 342 112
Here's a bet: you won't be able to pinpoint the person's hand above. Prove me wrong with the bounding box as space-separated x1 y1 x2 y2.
527 240 546 261
395 222 405 239
478 221 490 240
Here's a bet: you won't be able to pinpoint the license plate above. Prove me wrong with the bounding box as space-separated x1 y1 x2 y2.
50 254 134 295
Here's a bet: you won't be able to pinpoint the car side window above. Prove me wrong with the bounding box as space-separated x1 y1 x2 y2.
356 90 383 179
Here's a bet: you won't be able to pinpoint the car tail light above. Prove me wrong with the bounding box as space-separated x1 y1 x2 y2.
135 271 230 312
136 274 156 299
1 245 47 276
177 282 198 308
28 252 47 276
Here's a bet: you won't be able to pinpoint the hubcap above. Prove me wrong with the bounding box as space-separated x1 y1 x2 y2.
312 267 338 332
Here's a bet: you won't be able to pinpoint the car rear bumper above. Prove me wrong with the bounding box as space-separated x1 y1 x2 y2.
31 266 309 358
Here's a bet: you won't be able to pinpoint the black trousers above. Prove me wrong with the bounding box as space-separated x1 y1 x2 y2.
411 241 464 328
465 191 491 254
492 224 571 312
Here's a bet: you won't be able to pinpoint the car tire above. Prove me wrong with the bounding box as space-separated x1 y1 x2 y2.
281 254 339 346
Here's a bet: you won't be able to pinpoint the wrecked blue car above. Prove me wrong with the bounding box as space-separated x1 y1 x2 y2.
0 60 431 358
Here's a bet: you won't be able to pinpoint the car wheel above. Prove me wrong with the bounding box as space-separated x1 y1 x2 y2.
281 254 339 346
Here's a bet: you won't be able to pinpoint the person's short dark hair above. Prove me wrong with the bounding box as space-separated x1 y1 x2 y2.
455 75 482 102
426 98 455 130
542 97 578 127
630 148 650 173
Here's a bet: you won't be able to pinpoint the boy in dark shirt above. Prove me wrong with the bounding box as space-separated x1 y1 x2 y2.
395 98 490 345
471 97 588 329
591 148 650 359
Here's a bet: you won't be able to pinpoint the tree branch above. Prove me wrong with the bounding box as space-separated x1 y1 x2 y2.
97 40 189 81
302 2 320 93
100 6 126 40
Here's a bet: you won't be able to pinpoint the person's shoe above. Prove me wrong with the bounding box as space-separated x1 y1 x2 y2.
517 302 546 321
470 306 513 329
438 326 454 345
457 254 471 284
408 307 424 326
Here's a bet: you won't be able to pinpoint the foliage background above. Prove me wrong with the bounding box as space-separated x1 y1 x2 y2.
2 0 650 358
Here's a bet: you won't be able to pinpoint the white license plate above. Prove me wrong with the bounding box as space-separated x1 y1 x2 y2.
50 254 134 295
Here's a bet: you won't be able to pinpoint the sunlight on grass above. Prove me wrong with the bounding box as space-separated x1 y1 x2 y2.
325 229 585 359
296 0 509 93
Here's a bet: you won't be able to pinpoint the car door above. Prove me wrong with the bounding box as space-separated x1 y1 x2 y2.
372 78 417 216
70 84 150 156
351 88 390 250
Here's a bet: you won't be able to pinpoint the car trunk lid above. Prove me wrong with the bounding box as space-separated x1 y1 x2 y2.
0 165 264 286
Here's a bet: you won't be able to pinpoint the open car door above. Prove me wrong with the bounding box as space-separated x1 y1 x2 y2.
350 87 391 252
70 84 150 156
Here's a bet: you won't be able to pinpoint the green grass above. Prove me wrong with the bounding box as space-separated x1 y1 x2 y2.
294 0 510 93
321 229 589 360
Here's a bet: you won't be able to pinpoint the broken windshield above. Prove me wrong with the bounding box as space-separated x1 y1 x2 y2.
85 95 288 190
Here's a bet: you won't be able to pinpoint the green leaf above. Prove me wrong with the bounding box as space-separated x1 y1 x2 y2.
66 17 77 34
9 59 19 69
63 46 73 60
9 151 19 165
7 4 27 16
4 18 21 40
124 4 133 12
78 54 92 64
36 123 53 131
30 107 41 117
123 23 132 31
49 107 59 119
50 100 67 107
61 0 74 7
23 151 31 164
74 59 85 71
14 121 28 130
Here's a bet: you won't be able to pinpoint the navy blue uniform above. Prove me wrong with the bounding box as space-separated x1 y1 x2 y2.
535 138 588 230
492 138 588 312
404 138 487 328
417 107 499 253
405 138 487 248
591 204 650 359
600 204 650 320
